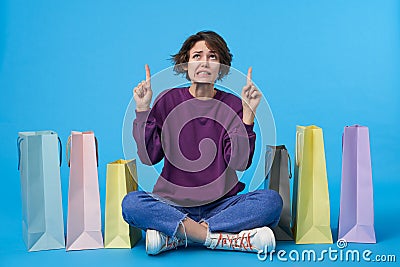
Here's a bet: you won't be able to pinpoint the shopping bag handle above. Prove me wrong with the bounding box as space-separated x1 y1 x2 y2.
66 135 98 167
295 131 303 166
95 136 99 167
342 133 344 152
58 137 62 167
264 146 273 179
288 152 292 178
16 136 62 170
66 135 71 167
17 137 23 170
265 145 292 179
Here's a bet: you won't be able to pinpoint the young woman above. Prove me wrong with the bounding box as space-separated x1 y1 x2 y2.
122 31 283 255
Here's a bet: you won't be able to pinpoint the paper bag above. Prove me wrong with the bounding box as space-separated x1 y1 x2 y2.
265 145 293 240
338 125 376 243
104 159 142 248
292 125 333 244
17 131 65 251
66 131 103 251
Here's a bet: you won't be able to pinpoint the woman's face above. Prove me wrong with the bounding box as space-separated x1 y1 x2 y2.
187 40 220 84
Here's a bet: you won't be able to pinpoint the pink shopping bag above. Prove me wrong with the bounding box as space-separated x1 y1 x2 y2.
66 131 104 251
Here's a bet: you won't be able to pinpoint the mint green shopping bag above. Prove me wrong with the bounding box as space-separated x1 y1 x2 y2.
17 131 65 251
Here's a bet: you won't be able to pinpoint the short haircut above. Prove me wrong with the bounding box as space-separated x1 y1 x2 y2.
171 31 233 81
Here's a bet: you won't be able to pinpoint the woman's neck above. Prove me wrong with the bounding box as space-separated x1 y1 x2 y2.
189 83 216 99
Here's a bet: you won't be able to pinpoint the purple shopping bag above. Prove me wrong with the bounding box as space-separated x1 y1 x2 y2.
338 125 376 243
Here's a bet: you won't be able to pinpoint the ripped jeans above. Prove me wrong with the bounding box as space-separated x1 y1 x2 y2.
121 189 283 238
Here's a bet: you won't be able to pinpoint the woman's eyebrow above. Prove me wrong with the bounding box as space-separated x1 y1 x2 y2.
191 50 217 54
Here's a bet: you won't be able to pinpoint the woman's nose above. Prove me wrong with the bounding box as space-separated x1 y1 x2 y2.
200 58 209 67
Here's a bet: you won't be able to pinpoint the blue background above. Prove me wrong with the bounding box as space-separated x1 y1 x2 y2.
1 0 399 266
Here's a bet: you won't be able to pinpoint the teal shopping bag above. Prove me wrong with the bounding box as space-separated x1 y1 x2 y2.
17 131 65 251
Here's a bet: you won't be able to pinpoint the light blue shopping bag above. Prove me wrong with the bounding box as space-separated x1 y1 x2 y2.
17 131 65 251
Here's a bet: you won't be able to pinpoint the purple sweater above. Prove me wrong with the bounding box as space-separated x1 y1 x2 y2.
133 87 256 206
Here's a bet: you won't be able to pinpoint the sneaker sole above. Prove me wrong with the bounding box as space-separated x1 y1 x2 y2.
262 226 276 253
146 229 161 255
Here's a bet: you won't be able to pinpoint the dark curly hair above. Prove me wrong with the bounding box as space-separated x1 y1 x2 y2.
171 31 233 81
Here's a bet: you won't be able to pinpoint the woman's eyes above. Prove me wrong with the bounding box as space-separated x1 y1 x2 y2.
192 54 218 60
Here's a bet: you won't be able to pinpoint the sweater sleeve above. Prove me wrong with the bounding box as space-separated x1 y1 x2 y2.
223 120 256 171
133 109 165 165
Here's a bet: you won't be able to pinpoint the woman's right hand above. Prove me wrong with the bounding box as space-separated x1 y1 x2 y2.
133 64 153 112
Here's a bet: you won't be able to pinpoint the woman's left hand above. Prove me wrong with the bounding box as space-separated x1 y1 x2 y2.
241 67 261 124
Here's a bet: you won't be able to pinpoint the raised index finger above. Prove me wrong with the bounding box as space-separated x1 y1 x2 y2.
145 64 151 84
247 66 253 85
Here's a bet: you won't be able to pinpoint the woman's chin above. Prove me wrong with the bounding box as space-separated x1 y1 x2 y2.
192 78 215 84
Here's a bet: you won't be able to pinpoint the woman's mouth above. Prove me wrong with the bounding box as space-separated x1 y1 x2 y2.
196 71 211 77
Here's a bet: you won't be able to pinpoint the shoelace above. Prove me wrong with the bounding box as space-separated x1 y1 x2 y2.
164 236 180 250
163 220 188 250
215 232 254 251
164 236 187 250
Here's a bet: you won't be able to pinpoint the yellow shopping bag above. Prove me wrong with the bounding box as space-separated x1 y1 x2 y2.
104 159 142 248
292 125 333 244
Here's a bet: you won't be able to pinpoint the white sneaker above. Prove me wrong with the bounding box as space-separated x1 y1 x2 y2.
205 226 275 254
146 229 186 255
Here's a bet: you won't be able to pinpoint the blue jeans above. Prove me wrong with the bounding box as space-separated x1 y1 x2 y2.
122 189 283 238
